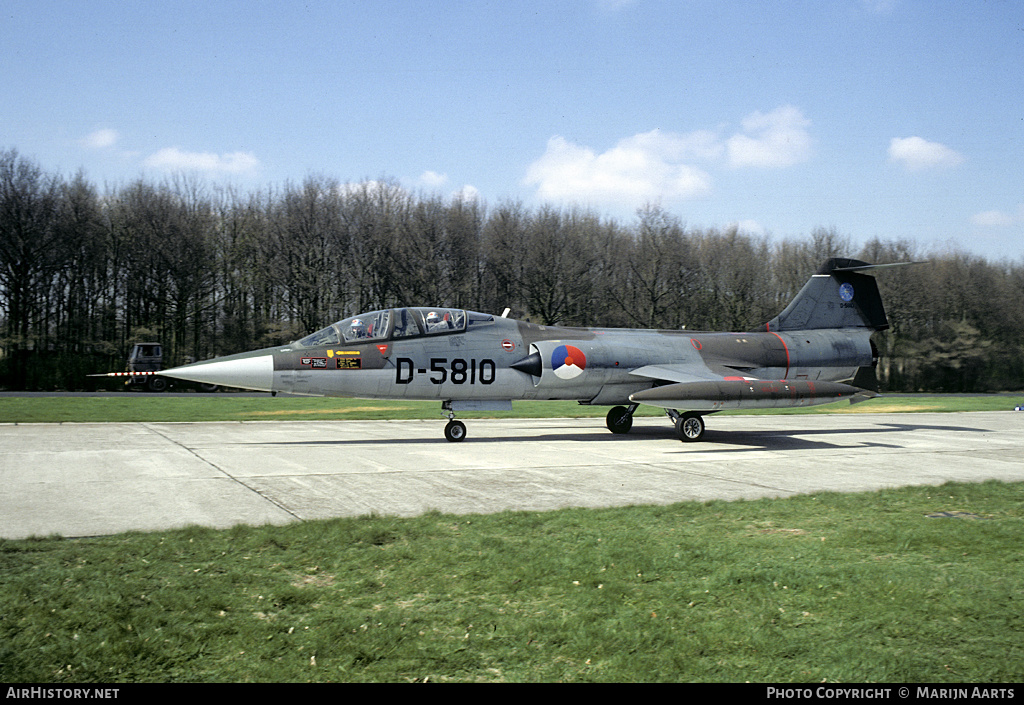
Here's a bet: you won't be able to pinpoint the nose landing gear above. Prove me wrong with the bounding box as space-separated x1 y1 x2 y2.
444 419 467 442
438 400 514 442
442 400 466 442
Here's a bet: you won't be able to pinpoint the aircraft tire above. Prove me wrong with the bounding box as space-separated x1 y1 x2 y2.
444 420 467 442
605 406 633 434
676 413 705 442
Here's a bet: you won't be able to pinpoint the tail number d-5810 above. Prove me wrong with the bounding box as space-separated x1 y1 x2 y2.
395 357 496 385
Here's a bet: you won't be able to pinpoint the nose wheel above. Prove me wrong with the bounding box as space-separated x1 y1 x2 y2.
444 419 467 442
441 401 467 442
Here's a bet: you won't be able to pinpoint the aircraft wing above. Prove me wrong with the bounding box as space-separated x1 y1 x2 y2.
628 364 732 385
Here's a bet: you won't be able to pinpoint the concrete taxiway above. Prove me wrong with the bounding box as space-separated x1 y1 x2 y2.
1 412 1021 539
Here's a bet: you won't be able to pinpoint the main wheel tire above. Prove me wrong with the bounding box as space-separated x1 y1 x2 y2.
444 420 467 442
605 405 633 434
676 413 705 442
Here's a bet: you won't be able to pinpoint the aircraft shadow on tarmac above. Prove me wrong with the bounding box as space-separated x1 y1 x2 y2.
253 421 986 452
675 421 988 453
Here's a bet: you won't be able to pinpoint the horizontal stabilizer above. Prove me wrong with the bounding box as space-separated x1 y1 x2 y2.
830 260 928 273
850 390 880 405
850 365 879 393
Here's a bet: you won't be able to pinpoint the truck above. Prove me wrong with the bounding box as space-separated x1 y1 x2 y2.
113 342 219 392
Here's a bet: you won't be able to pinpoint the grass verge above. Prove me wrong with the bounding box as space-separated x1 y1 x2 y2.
1 393 1022 424
2 480 1022 682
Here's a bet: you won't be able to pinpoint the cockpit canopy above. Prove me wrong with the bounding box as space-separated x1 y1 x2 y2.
294 307 493 349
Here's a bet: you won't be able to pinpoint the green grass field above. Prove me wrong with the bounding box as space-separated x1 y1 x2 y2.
2 481 1022 683
2 393 1022 682
1 391 1022 424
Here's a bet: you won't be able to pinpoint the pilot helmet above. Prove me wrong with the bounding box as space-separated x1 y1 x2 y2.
426 311 439 323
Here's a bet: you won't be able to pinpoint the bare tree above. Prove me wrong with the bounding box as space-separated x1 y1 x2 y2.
0 149 64 387
2 148 1023 392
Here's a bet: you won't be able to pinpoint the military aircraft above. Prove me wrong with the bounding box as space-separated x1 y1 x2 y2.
160 258 913 442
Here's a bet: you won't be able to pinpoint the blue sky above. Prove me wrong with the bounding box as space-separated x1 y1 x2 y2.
4 0 1022 261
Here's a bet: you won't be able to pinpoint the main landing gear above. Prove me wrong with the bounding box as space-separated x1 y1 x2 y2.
673 412 706 442
605 404 637 434
605 405 707 442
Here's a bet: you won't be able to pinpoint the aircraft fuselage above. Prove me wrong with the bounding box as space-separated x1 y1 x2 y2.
176 313 873 408
159 258 908 441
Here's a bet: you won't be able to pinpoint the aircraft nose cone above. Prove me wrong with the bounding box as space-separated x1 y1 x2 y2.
162 354 275 392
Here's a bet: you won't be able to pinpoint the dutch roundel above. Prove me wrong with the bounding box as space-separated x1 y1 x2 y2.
552 344 587 380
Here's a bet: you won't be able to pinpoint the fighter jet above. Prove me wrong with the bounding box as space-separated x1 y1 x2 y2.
161 258 913 442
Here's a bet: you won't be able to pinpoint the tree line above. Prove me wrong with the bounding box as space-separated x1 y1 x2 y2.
2 147 1022 392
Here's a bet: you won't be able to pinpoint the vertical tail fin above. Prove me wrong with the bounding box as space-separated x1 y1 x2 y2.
757 258 896 333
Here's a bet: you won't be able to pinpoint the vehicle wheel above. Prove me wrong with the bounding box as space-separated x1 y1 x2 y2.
676 413 705 442
198 383 219 393
147 376 168 393
444 420 467 442
605 406 633 434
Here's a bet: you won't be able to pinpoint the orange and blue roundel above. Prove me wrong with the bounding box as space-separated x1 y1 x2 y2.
552 344 587 380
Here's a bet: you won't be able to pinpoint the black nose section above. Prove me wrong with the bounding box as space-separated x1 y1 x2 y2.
510 352 542 377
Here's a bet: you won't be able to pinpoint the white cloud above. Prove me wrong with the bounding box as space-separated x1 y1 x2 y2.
888 136 964 171
418 170 448 188
524 106 812 206
972 204 1024 228
725 105 813 168
623 128 724 162
971 210 1014 227
453 184 480 202
412 173 479 202
143 147 260 175
524 132 714 205
336 180 409 202
82 128 119 149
